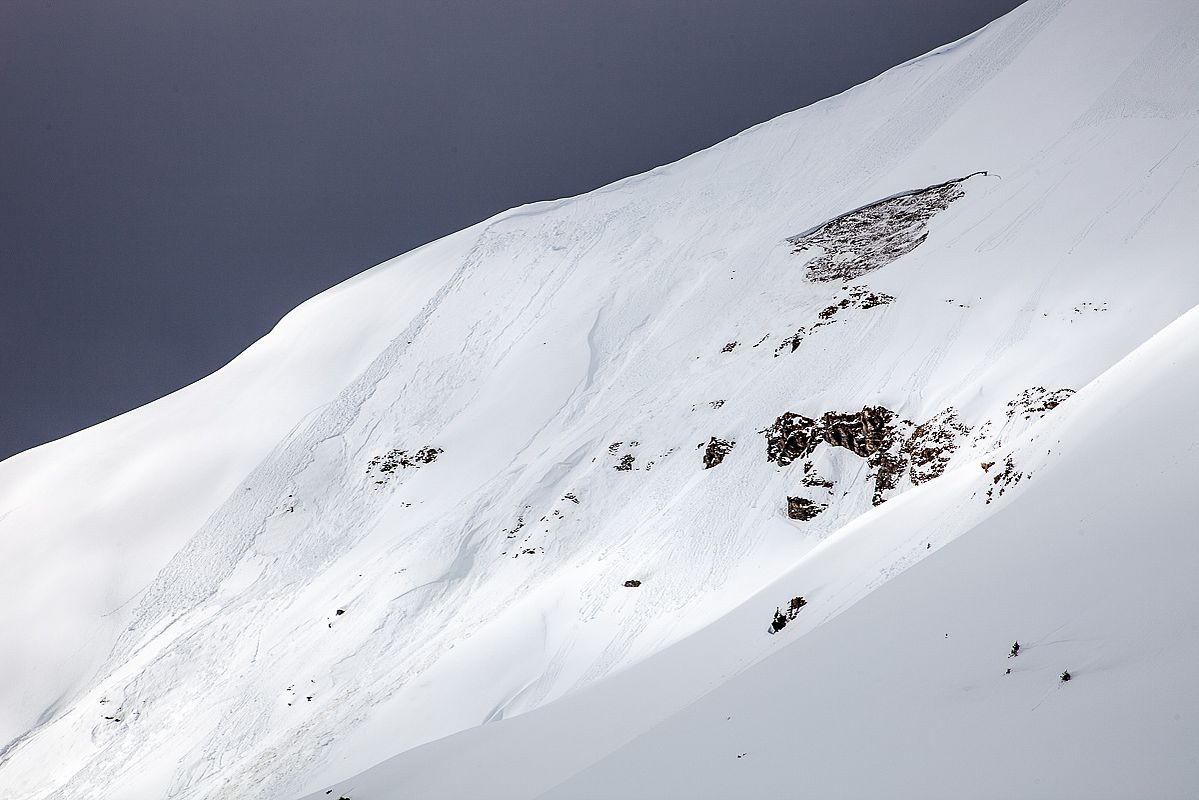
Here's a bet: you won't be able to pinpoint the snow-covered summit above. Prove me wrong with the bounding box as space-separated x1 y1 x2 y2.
3 0 1199 797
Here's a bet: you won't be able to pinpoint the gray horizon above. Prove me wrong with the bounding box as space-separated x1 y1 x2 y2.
0 0 1024 460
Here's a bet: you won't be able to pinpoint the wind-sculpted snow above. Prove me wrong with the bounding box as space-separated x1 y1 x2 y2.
4 1 1199 798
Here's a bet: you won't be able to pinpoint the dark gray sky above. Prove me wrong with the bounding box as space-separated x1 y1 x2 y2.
0 0 1023 460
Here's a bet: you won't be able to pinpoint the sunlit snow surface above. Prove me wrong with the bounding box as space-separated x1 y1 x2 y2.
4 0 1199 797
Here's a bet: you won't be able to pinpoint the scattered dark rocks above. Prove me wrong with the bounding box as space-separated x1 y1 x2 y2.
563 492 579 504
703 437 735 469
623 579 642 588
609 441 645 471
773 329 806 356
367 446 443 476
985 456 1023 504
503 512 527 539
721 341 739 353
789 174 978 282
774 287 895 357
903 408 971 485
709 399 726 409
786 497 828 520
817 286 896 320
1007 387 1075 419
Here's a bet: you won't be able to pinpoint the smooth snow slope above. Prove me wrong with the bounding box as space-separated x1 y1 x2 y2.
308 290 1199 800
4 0 1199 797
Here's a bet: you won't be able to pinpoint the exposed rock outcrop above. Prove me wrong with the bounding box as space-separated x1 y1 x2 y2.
820 406 896 457
702 437 735 469
786 497 827 521
765 405 975 507
762 412 822 467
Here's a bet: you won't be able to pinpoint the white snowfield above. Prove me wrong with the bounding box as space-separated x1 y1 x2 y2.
2 0 1198 797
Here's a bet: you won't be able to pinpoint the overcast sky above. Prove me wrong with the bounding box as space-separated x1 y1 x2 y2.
0 0 1023 461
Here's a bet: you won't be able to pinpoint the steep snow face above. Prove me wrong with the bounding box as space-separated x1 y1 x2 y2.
304 302 1199 800
4 0 1199 798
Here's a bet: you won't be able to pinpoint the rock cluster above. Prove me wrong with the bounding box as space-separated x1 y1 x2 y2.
367 446 443 477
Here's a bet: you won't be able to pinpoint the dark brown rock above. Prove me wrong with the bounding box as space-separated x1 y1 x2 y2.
787 497 828 520
703 437 735 469
763 412 821 466
820 406 896 458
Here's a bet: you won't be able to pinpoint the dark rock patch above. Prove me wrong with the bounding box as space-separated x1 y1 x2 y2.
773 329 806 357
703 437 735 469
820 406 896 458
623 579 642 588
769 596 807 633
786 497 828 520
615 454 636 471
721 341 739 353
762 412 821 466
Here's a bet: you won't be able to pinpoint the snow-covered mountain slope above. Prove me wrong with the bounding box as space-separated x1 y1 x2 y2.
305 300 1199 800
3 0 1199 797
539 302 1199 800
